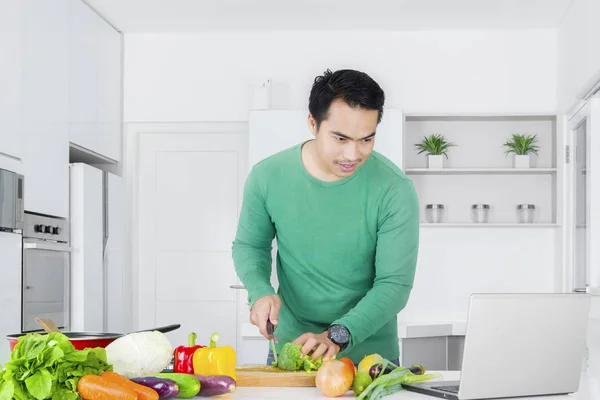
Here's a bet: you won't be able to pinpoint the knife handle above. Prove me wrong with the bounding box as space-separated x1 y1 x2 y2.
267 320 275 335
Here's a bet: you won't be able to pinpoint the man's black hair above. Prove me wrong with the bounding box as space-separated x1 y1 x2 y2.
308 69 385 131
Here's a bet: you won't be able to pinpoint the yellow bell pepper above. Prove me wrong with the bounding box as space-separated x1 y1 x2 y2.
193 332 236 380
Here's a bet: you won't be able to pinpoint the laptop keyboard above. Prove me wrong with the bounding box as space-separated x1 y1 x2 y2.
431 385 460 394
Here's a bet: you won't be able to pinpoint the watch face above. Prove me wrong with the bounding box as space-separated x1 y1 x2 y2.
329 325 349 344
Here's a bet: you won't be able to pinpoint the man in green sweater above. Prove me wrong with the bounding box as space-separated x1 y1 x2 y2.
232 69 419 365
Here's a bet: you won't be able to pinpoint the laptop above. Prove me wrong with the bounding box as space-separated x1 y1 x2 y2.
402 293 591 400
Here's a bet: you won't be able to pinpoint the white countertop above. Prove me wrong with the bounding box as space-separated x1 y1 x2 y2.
241 321 468 340
397 321 467 339
220 370 599 399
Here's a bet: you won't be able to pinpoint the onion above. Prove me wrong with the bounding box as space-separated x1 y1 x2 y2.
315 359 354 397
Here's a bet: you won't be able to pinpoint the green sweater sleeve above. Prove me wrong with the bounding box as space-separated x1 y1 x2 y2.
231 167 277 307
332 179 420 350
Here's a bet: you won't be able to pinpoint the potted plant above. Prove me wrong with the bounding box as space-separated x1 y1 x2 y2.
415 133 456 169
503 133 539 168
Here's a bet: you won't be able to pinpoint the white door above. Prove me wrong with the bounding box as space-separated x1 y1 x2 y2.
565 94 600 372
137 130 247 350
566 95 600 294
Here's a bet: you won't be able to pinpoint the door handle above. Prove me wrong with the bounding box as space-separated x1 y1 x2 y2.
229 285 246 289
573 287 588 293
24 242 72 252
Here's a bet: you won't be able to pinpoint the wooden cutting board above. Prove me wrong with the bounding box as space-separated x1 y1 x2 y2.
235 365 317 387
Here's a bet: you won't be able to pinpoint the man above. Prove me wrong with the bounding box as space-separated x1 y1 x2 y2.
232 68 419 365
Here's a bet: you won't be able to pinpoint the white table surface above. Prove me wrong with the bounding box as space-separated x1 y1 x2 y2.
220 370 600 399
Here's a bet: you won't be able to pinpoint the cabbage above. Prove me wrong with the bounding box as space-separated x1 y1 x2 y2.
105 331 173 378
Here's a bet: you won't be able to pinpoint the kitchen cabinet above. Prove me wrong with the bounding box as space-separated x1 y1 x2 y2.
0 0 23 160
20 0 70 218
0 231 23 365
400 335 465 371
22 125 69 217
21 0 69 124
588 297 600 373
69 0 122 162
1 0 122 216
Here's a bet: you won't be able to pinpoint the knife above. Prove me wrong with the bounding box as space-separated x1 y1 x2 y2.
267 320 277 364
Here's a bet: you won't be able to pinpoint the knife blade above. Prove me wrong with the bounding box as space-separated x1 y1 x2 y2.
267 319 277 364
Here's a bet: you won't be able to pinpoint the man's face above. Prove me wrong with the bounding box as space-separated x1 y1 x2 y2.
308 99 378 180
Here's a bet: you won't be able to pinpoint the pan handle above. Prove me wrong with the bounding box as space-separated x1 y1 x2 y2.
130 324 181 335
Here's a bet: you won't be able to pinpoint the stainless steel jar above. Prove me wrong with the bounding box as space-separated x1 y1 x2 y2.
516 204 536 223
471 204 491 223
425 204 445 223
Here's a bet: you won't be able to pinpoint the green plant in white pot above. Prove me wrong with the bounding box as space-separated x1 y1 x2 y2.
503 133 539 168
415 133 456 169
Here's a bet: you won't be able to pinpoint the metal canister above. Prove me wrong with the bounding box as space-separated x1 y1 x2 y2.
425 204 445 223
516 204 536 223
471 204 491 223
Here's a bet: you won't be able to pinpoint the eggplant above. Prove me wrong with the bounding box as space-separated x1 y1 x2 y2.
369 363 395 380
131 376 179 399
369 363 425 380
193 375 236 397
154 373 201 398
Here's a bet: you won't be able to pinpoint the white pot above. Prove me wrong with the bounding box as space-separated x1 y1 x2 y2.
428 155 443 169
514 154 530 168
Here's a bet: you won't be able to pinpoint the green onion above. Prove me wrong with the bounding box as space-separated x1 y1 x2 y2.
357 358 442 400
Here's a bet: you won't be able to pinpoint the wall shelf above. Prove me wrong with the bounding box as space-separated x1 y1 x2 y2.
403 113 560 225
420 223 560 228
406 168 557 175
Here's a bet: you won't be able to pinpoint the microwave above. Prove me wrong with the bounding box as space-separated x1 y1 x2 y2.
0 168 24 231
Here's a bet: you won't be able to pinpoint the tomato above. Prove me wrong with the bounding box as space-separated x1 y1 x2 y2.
339 357 356 377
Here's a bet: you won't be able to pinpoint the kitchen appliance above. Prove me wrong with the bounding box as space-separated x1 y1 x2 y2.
22 212 71 332
0 167 24 231
6 324 181 351
69 163 125 333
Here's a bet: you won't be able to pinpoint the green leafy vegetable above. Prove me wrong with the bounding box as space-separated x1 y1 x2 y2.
0 332 112 400
271 342 323 372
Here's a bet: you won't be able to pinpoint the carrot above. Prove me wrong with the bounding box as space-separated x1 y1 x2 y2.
77 374 137 400
102 371 159 400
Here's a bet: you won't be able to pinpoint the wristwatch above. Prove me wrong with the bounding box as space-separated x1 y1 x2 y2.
327 324 350 351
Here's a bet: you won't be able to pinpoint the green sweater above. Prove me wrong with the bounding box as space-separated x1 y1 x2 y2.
232 141 419 363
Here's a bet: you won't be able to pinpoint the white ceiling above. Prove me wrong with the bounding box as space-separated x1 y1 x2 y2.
85 0 574 33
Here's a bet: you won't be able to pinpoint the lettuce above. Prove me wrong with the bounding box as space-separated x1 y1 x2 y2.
0 332 112 400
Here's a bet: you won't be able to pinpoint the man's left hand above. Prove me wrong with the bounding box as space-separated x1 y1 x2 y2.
293 332 340 360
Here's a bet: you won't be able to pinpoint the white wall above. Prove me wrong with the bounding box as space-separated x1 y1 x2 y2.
124 30 557 122
557 0 600 113
124 29 560 325
400 228 560 323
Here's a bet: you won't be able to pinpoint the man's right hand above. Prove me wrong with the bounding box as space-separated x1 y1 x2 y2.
250 294 281 341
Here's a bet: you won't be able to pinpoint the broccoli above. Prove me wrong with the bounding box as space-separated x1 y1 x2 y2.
272 342 323 372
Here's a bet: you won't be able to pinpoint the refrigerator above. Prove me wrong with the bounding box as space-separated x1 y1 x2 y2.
69 163 126 333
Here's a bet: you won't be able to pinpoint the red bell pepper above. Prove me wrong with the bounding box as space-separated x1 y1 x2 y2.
174 332 205 374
